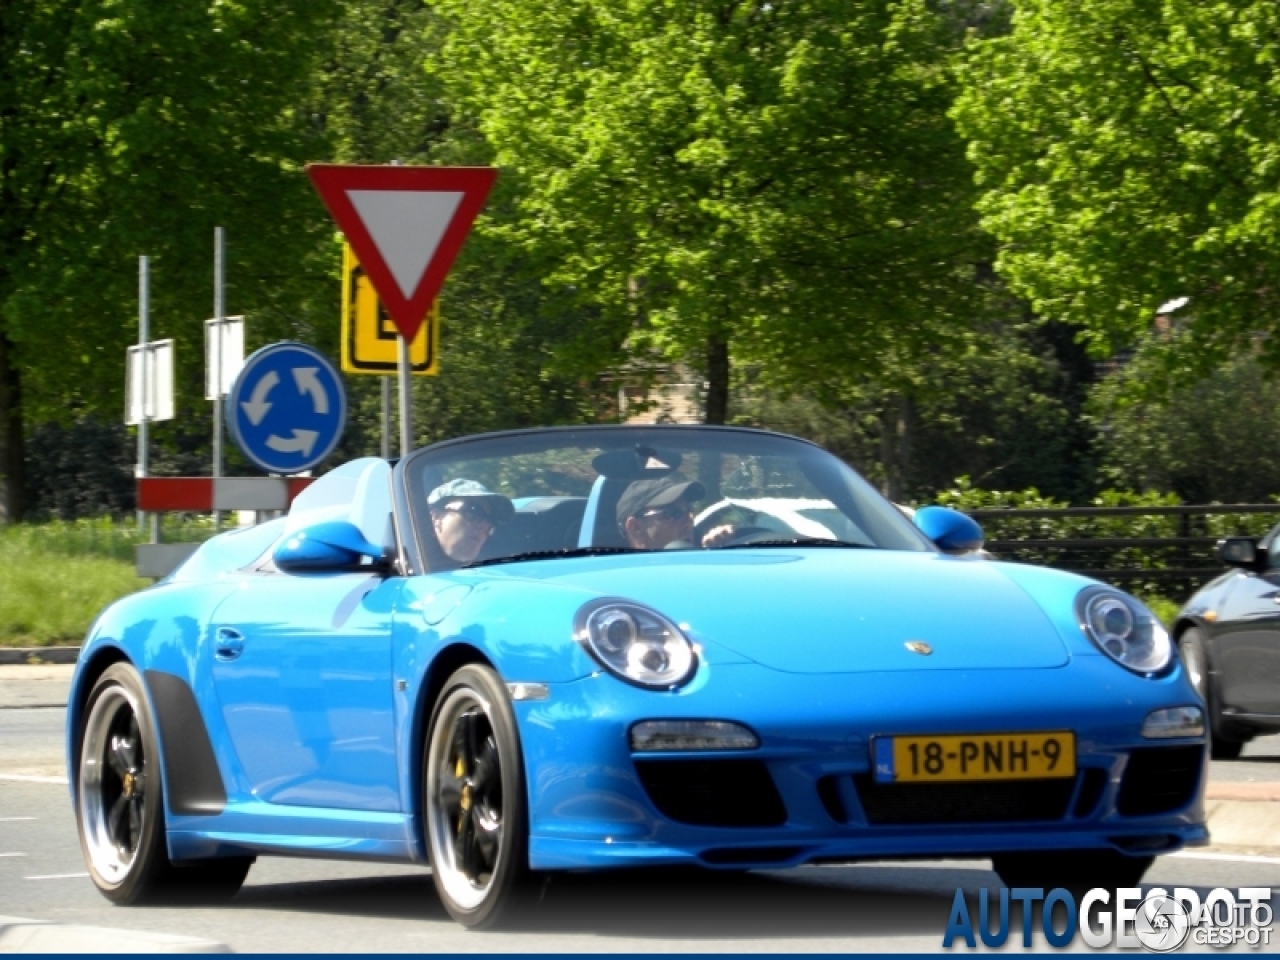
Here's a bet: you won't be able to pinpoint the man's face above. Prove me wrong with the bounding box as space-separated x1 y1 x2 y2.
431 498 494 563
624 498 695 550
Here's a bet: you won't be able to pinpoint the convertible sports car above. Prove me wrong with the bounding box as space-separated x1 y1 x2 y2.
68 425 1207 928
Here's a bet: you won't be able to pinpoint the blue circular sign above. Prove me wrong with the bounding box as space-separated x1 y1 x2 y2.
226 342 346 474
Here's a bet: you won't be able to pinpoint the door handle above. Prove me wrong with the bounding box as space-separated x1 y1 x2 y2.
214 627 245 661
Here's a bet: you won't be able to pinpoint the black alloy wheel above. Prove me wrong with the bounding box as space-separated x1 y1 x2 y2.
76 663 250 903
424 664 531 929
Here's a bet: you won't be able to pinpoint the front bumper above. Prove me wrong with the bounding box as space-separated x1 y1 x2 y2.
516 658 1208 871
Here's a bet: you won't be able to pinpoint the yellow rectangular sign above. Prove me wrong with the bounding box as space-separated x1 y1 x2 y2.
341 242 439 376
888 731 1076 783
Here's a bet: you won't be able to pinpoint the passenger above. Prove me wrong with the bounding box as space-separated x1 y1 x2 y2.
616 475 734 550
427 479 514 564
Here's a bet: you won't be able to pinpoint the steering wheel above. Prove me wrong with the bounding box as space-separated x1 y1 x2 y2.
709 525 779 547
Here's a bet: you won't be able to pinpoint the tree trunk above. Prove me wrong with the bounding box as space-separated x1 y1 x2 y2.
704 333 729 425
879 395 912 502
0 332 24 522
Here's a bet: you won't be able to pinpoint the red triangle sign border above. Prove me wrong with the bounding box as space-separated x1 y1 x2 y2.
306 165 498 342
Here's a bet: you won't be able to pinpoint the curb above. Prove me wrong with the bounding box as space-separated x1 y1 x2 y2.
0 915 230 953
0 647 79 665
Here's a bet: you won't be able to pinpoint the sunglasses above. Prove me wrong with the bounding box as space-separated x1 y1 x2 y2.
440 500 493 526
638 501 693 524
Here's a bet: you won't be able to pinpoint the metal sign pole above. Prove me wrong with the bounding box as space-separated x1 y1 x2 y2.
137 256 149 534
381 375 391 460
213 227 225 531
397 335 413 456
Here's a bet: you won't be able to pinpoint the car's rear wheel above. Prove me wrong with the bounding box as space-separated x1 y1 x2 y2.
76 663 251 904
1180 628 1247 760
424 664 531 929
992 849 1153 891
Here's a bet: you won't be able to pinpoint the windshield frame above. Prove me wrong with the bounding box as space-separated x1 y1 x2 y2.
394 424 934 574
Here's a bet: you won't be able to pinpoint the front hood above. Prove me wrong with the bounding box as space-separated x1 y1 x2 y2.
482 549 1070 673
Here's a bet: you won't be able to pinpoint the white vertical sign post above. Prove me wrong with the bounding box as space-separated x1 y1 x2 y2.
207 227 247 531
397 336 413 456
213 227 224 530
136 257 149 534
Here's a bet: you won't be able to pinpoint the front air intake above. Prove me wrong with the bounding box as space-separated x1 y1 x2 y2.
634 758 786 827
1116 746 1203 816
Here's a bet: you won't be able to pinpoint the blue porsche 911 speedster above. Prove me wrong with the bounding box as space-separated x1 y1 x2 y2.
67 425 1208 927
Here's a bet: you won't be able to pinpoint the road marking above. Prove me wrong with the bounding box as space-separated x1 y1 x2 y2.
1169 850 1280 866
0 817 36 821
24 872 89 880
0 852 27 857
0 774 68 784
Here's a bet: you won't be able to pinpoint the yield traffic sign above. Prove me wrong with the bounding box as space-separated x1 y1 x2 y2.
226 342 346 474
306 164 497 342
341 243 438 376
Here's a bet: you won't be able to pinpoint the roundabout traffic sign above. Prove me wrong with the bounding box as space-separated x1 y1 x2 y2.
226 342 346 474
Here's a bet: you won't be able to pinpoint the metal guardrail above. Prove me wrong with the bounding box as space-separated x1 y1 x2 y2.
966 503 1280 592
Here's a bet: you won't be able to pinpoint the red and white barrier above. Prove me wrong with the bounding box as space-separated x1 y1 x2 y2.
136 476 314 512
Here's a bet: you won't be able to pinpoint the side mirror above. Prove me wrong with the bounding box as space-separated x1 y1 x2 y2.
1217 536 1262 570
914 505 985 555
274 520 389 573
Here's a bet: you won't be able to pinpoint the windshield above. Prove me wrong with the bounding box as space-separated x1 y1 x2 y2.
402 426 931 570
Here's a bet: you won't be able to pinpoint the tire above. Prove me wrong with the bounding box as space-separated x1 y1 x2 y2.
1180 628 1247 760
993 850 1153 891
75 663 251 904
424 664 532 929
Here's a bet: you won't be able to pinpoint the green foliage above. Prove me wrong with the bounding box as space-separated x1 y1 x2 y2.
1089 338 1280 504
932 477 1280 603
312 0 614 455
953 0 1280 373
733 314 1097 501
430 0 987 419
2 0 340 418
0 518 211 645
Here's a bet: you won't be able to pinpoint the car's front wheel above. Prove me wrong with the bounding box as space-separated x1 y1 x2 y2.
424 664 531 929
992 849 1153 891
77 664 170 903
1180 628 1247 760
76 663 251 904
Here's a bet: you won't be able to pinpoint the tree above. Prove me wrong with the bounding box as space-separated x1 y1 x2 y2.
0 0 337 520
308 0 612 456
1089 337 1280 504
429 0 985 423
953 0 1280 372
734 312 1097 502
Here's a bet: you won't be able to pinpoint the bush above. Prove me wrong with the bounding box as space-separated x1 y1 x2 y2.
928 478 1280 607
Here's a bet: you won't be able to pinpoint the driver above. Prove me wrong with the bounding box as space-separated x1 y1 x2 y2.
616 475 734 550
427 478 514 564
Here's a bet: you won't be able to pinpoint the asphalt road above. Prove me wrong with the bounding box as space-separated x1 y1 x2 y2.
3 705 1280 952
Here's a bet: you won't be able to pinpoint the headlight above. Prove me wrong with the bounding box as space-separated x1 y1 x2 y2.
1076 587 1171 674
574 599 696 689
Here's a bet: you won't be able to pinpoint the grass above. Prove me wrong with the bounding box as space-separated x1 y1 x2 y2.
0 517 217 647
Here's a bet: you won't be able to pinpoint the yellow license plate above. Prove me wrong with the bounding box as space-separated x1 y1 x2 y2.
875 731 1076 783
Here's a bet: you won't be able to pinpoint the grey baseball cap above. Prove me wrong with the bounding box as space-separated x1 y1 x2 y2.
427 478 514 524
616 474 705 528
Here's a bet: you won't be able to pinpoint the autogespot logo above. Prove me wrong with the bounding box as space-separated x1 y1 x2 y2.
943 886 1273 951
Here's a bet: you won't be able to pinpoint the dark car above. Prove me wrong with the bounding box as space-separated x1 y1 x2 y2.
1175 528 1280 758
